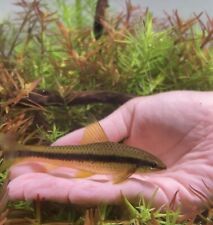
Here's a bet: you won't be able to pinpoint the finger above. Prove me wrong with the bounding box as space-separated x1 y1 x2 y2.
8 173 167 208
9 162 80 179
8 173 73 202
9 162 55 179
140 167 210 214
52 99 135 146
8 170 204 215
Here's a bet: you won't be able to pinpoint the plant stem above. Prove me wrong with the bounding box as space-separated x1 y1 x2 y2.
75 0 82 28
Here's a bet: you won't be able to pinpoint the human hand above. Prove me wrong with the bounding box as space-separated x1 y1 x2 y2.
8 91 213 215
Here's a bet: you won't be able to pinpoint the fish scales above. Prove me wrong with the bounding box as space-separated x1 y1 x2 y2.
5 142 159 168
0 122 166 183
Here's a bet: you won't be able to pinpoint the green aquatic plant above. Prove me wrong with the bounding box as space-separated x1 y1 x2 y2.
37 123 68 143
55 0 97 29
117 12 174 95
123 194 155 224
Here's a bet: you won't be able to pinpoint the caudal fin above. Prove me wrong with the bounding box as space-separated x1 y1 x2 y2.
0 133 18 173
0 133 17 152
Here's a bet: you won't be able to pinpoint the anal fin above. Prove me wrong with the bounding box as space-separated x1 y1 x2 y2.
74 170 94 179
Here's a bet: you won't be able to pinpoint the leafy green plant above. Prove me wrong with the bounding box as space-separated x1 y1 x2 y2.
37 123 68 143
118 12 174 95
55 0 97 28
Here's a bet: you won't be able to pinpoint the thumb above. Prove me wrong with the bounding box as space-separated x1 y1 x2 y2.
52 100 135 146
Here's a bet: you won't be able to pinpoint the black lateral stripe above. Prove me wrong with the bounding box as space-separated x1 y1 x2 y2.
12 150 157 168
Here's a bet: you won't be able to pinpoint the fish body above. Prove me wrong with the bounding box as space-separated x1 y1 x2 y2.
0 122 166 183
3 141 165 172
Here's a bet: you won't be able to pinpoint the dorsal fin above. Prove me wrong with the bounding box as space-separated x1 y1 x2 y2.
80 122 109 145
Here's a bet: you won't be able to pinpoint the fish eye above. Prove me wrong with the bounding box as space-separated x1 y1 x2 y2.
150 161 158 169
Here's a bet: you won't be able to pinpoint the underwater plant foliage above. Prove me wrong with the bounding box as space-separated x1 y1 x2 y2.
0 0 213 224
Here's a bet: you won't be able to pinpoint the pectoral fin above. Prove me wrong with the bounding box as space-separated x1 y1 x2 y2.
74 170 94 179
81 122 109 145
112 167 138 184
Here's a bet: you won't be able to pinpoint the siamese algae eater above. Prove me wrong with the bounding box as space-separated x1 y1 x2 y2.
0 122 166 183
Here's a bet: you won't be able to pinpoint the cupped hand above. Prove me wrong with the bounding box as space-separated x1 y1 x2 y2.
8 91 213 214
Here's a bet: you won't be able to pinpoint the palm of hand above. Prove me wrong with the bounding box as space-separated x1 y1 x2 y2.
8 91 213 214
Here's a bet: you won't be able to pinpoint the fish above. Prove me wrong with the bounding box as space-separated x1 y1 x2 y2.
0 122 166 183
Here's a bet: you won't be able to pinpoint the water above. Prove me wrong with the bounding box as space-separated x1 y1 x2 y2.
112 0 213 18
0 0 212 20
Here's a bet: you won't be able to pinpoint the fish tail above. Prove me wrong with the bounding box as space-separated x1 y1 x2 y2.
0 133 21 172
0 133 17 151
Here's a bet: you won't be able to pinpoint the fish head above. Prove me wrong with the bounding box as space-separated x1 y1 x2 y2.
137 156 167 173
149 159 166 170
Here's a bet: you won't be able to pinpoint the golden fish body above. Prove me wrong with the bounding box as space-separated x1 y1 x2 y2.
0 122 166 183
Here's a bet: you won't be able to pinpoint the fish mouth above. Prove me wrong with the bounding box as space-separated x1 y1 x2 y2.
151 159 166 170
160 165 167 170
158 161 167 170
